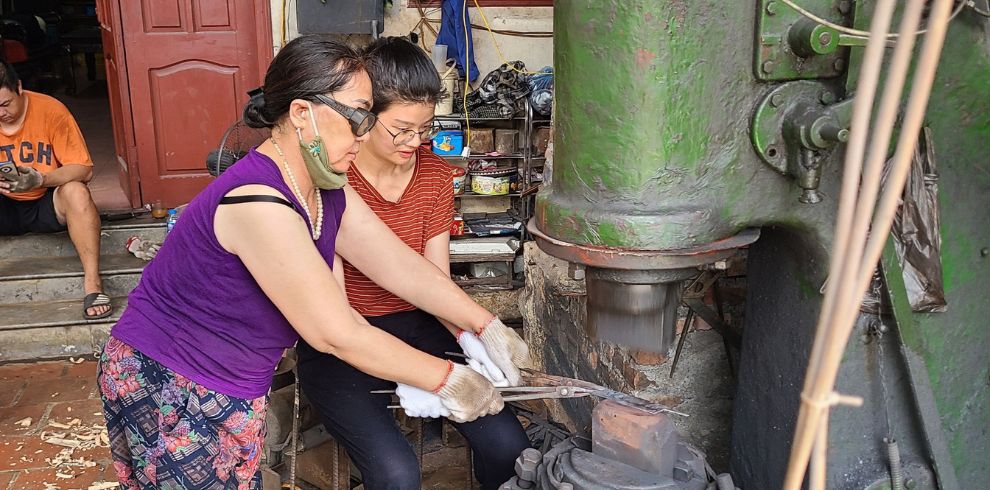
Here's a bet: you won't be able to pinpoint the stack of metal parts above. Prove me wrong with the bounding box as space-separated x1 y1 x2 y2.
501 400 733 490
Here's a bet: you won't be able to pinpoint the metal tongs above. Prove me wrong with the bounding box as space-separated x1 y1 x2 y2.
374 364 687 417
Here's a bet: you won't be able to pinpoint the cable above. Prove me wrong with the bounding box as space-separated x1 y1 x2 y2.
423 18 553 37
462 0 471 148
779 0 966 39
969 0 990 17
471 0 554 74
281 0 287 47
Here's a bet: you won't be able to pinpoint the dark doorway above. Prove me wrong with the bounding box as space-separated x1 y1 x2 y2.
0 0 130 210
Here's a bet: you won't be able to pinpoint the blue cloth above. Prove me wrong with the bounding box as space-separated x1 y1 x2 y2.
437 0 479 82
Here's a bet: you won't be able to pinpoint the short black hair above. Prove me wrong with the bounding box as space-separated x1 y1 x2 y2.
363 37 444 114
0 62 21 93
244 35 366 129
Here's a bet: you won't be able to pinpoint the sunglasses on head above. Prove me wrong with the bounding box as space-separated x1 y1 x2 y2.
311 94 377 137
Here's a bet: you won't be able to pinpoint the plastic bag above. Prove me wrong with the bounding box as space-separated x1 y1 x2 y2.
887 127 948 312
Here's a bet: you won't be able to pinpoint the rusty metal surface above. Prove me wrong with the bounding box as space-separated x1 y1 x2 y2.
528 219 760 270
592 400 680 476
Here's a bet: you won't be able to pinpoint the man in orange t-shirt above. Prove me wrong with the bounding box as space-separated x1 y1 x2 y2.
0 62 111 319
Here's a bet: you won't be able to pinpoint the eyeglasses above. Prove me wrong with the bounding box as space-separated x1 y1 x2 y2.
312 94 377 137
377 119 442 147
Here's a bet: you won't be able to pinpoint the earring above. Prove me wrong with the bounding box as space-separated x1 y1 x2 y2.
296 127 303 142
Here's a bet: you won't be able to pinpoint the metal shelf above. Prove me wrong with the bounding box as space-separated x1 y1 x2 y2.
449 251 517 264
435 115 524 121
455 191 521 199
440 154 524 160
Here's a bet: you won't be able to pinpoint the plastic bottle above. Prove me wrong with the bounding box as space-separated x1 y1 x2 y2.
166 209 179 235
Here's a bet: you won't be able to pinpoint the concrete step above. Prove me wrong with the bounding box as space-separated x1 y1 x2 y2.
0 254 147 305
0 270 141 305
0 296 126 362
0 220 166 259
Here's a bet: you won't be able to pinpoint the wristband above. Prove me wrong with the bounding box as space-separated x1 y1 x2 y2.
430 359 455 394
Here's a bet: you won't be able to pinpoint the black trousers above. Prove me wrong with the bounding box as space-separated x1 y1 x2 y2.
296 309 530 490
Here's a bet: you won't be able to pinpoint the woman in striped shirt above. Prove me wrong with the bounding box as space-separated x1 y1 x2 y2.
296 38 530 490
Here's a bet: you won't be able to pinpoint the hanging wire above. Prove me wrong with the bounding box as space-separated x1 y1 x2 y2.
969 0 990 17
779 0 967 40
471 0 554 74
462 0 472 146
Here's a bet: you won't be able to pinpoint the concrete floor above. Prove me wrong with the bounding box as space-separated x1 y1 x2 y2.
55 81 132 212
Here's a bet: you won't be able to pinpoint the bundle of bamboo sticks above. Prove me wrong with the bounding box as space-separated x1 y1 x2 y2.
782 1 956 489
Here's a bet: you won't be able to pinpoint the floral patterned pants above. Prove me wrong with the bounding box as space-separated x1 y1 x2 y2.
98 336 268 490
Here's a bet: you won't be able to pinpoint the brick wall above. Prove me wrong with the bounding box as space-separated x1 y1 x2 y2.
518 242 746 469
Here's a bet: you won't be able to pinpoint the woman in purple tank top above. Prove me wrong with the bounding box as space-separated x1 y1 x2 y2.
96 35 530 490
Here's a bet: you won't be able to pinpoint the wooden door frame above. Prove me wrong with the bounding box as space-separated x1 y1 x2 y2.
102 0 274 208
97 0 139 206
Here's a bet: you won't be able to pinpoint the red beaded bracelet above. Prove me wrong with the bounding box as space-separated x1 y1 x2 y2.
431 359 455 394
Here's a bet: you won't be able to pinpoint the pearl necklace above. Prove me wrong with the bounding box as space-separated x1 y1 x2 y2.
271 137 323 240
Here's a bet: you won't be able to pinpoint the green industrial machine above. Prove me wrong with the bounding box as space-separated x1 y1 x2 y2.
532 1 989 488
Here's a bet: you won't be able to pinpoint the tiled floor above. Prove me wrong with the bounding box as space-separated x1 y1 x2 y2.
0 359 117 490
0 359 477 490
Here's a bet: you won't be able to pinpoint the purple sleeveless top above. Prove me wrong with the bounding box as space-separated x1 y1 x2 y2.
112 149 346 399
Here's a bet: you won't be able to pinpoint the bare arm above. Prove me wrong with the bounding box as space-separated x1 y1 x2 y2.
0 164 92 194
422 232 461 337
335 186 492 333
41 164 93 187
332 252 378 327
214 185 449 391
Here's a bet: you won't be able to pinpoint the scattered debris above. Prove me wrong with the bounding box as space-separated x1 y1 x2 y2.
37 419 110 478
51 392 59 398
55 471 74 479
14 417 32 427
88 483 120 490
48 418 82 430
69 357 86 364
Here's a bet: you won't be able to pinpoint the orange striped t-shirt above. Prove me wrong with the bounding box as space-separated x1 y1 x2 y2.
343 146 455 317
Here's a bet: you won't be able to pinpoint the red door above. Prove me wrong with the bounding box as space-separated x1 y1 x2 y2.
117 0 272 206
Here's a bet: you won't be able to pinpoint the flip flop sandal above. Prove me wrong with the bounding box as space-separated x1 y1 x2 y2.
83 292 114 320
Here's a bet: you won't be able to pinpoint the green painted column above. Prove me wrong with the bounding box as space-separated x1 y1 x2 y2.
537 1 769 250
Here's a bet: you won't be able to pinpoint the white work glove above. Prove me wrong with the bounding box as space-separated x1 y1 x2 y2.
475 317 532 387
395 383 450 418
457 331 510 388
6 167 43 193
435 362 504 423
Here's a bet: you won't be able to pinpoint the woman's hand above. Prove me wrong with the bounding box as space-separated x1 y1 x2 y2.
474 317 531 387
395 383 450 418
435 362 504 423
457 331 510 387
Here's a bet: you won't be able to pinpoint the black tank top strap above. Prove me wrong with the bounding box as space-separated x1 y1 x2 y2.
219 195 295 209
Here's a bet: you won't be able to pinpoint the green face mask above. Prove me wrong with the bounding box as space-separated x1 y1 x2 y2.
298 102 348 190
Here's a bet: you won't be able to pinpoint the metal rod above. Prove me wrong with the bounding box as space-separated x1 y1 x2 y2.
784 1 953 487
669 308 695 378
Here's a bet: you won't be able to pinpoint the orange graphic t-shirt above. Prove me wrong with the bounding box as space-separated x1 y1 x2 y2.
0 91 92 201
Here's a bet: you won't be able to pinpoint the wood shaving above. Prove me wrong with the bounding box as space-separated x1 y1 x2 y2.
14 417 32 427
88 483 120 490
43 437 81 448
55 471 74 479
69 357 85 364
